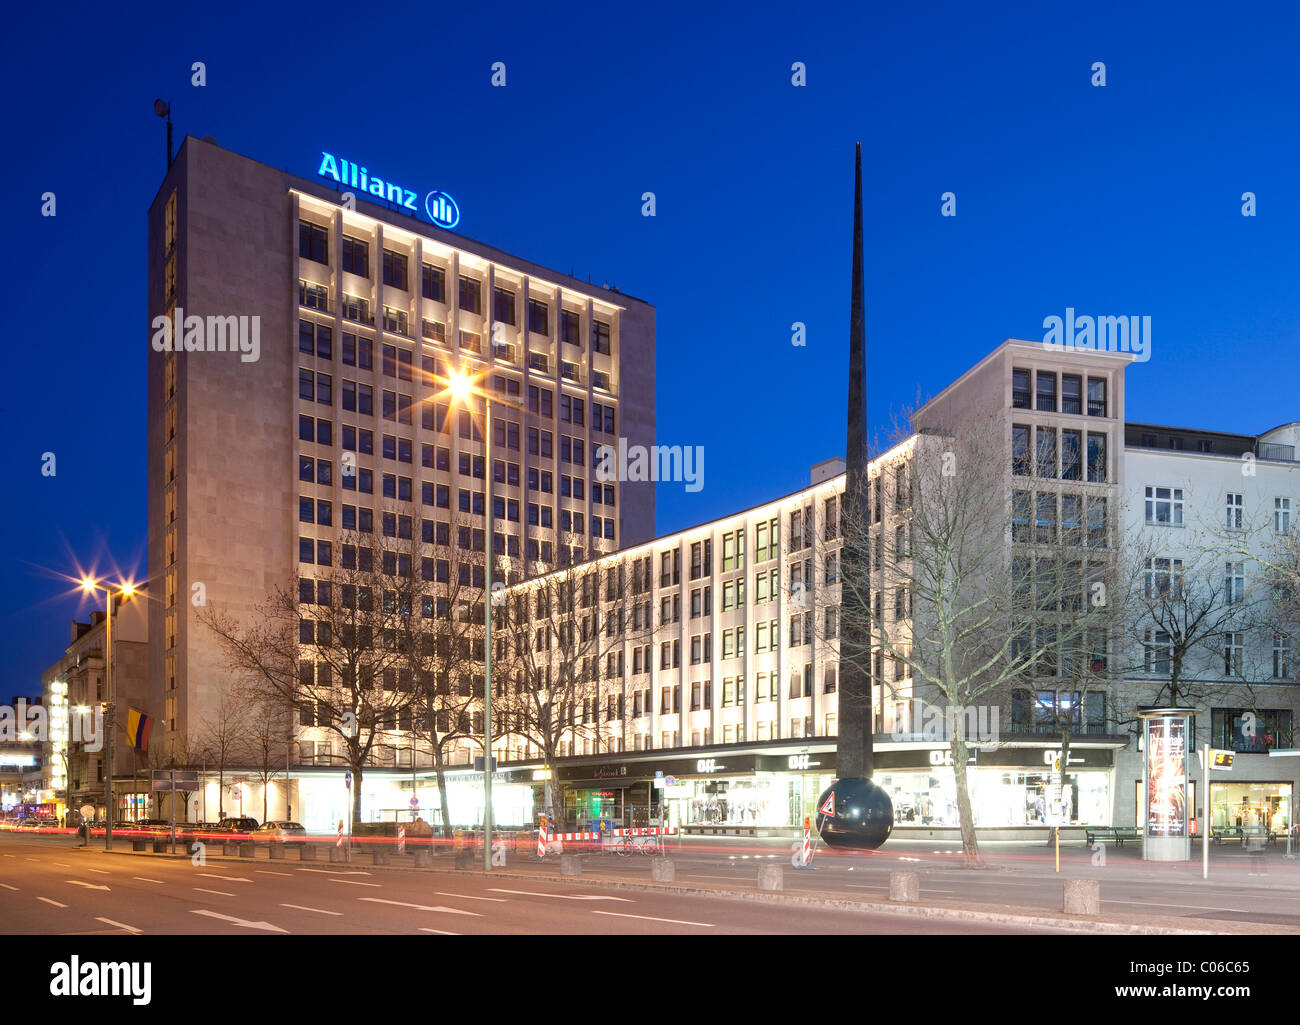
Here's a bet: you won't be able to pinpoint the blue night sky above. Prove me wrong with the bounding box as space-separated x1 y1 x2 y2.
3 1 1299 696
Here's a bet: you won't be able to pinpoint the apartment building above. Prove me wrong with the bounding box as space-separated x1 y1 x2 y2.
146 137 656 775
39 591 150 822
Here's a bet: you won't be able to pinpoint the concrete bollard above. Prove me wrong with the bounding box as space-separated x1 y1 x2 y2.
650 858 675 882
889 871 920 903
238 842 255 858
372 851 390 866
298 845 317 861
132 840 148 852
269 845 285 860
1063 878 1100 916
414 850 433 868
757 863 784 891
222 843 238 856
328 846 351 863
560 854 583 877
152 839 169 854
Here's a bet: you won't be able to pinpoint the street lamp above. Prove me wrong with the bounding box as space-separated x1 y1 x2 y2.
80 576 137 851
437 366 524 870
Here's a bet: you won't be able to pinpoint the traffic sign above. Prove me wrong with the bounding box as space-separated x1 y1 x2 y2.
1211 749 1235 768
409 796 419 808
819 793 836 817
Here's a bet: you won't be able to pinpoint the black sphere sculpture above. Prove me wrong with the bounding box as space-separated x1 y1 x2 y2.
815 778 893 850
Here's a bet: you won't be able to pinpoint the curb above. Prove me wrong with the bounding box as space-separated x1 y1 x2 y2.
91 844 1256 934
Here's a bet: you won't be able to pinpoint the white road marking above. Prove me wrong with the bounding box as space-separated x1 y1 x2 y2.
191 909 288 933
37 897 67 908
84 869 111 875
257 870 293 877
281 903 342 916
194 887 235 897
358 898 480 916
1104 900 1249 913
329 878 381 887
593 910 715 927
133 877 164 884
52 862 71 868
0 883 18 891
199 873 253 882
418 927 460 935
95 917 142 934
66 880 109 891
299 868 371 876
25 858 39 862
488 888 632 902
432 891 507 903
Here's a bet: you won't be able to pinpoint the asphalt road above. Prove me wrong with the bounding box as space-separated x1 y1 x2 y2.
0 833 1066 935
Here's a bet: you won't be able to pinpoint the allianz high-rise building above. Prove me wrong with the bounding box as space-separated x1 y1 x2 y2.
146 138 656 801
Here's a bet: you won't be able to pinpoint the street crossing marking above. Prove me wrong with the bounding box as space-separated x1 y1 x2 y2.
191 909 288 933
95 917 142 934
358 898 480 916
592 910 715 927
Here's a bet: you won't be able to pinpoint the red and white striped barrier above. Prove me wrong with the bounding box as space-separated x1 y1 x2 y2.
801 817 812 866
336 821 344 848
552 832 604 841
610 827 677 837
537 816 548 857
397 826 406 855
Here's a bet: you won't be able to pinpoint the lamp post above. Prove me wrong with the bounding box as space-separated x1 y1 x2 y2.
439 367 524 870
80 577 137 852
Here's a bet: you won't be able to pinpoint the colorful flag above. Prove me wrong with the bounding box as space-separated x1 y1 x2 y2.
126 708 153 752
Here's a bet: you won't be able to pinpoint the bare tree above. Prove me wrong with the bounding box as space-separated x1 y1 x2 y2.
388 517 487 838
837 409 1114 864
495 534 644 830
199 530 417 825
237 681 291 824
195 688 250 820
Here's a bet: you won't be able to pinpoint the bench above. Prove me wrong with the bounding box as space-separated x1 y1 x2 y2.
1212 826 1276 846
1085 827 1140 846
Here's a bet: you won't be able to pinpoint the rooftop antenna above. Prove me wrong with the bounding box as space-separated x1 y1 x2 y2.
153 99 173 171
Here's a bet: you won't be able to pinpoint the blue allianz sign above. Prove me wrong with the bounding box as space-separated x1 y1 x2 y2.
317 151 460 230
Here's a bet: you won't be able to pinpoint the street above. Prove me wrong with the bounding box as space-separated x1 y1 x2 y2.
0 832 1070 935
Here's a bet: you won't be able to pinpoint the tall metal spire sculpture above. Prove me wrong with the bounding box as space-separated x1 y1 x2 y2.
815 143 894 850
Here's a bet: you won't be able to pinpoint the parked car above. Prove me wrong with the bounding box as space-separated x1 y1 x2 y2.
210 816 260 839
253 821 308 846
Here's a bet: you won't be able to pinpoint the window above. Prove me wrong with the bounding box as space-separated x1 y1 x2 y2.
1012 368 1031 409
1036 371 1057 412
1225 561 1245 604
592 320 611 355
527 298 548 335
1224 632 1243 676
1061 374 1082 415
1086 497 1108 548
1144 486 1184 526
421 264 445 302
1061 430 1082 481
1212 708 1290 753
1087 377 1107 417
1012 425 1031 476
1143 629 1173 675
1276 497 1292 534
1086 433 1107 483
493 287 516 325
299 220 328 264
342 236 369 277
1012 490 1032 542
1275 635 1293 679
382 250 408 290
1036 427 1057 478
1035 493 1057 544
1144 557 1183 598
458 277 481 314
1226 493 1243 530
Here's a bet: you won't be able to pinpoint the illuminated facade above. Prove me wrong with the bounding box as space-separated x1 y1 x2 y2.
146 137 656 784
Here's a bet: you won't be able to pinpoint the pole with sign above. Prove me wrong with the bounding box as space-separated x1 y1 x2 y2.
1203 746 1234 879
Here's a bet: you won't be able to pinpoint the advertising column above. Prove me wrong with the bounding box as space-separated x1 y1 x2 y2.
1140 708 1195 862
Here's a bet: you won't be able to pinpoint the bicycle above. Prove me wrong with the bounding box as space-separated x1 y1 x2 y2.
613 833 663 858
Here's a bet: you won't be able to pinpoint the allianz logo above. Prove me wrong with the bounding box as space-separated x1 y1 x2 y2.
318 152 460 230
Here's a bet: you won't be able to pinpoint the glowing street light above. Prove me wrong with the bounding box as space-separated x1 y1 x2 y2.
78 575 140 851
432 365 523 870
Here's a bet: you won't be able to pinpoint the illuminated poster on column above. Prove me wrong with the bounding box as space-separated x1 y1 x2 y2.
1146 716 1187 837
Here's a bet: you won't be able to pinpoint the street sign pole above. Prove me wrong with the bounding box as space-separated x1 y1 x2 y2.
170 770 176 855
1203 744 1210 880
